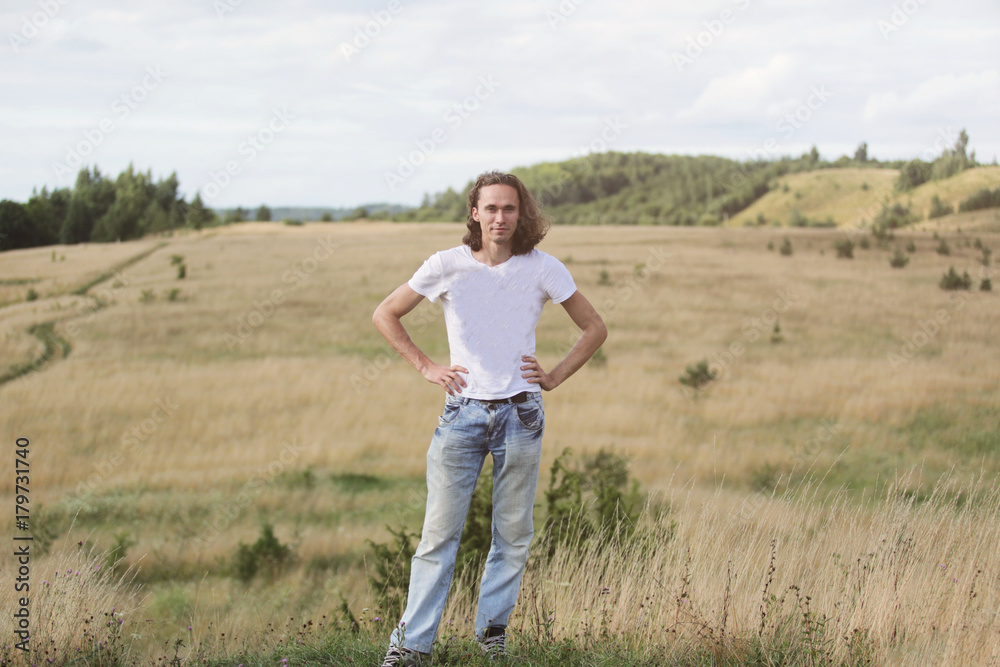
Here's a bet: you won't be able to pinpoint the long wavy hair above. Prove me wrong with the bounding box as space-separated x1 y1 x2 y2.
463 171 550 255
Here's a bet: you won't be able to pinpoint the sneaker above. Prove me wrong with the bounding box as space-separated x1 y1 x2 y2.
381 646 427 666
478 625 506 659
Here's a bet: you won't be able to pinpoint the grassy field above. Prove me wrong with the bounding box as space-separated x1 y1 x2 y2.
1 220 998 664
729 166 1000 230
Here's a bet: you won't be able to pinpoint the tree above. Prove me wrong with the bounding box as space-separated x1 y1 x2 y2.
895 159 931 191
255 204 272 222
60 167 115 244
91 164 154 242
0 200 34 251
223 207 247 224
854 142 868 163
186 193 214 230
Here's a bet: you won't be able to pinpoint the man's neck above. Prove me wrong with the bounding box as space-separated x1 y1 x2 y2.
472 241 513 267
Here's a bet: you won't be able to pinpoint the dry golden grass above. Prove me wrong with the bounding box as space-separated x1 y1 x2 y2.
0 540 144 664
729 166 1000 230
1 221 998 661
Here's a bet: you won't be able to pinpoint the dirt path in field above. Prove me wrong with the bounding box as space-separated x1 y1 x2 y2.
0 243 165 387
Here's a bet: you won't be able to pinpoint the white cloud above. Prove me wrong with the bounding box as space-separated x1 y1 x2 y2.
674 54 797 124
863 71 1000 122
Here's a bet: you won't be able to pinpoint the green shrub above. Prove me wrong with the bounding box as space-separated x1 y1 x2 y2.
939 267 972 290
834 239 854 259
598 269 611 286
366 525 417 615
679 359 717 390
106 531 136 573
26 288 38 301
889 248 910 268
936 239 951 256
283 218 305 226
958 187 1000 213
542 447 646 558
875 202 916 229
929 195 954 219
176 263 186 279
858 236 871 250
232 523 293 583
906 239 917 253
779 238 793 256
139 289 155 303
788 209 808 227
981 278 992 291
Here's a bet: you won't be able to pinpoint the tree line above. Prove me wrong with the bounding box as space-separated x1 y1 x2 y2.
0 165 274 252
398 131 987 226
1 131 991 252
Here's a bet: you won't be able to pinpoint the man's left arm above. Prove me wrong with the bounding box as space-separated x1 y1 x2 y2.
521 290 608 391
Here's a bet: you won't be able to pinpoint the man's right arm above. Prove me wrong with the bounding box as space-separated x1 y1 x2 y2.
372 283 468 395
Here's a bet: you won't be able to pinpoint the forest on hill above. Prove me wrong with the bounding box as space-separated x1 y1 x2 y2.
1 130 996 252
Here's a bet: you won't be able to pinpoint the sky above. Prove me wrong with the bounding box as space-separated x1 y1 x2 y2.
2 0 999 209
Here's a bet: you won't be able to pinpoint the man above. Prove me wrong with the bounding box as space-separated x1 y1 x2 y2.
373 171 607 666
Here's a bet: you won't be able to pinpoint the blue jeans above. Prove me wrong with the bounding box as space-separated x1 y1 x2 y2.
390 391 545 653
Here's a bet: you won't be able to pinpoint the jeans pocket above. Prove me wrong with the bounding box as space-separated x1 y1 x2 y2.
515 397 544 430
439 401 462 426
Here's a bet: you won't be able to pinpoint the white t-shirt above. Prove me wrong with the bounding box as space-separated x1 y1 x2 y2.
408 245 577 399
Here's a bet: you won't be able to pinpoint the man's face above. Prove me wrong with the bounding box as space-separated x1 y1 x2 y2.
472 184 519 246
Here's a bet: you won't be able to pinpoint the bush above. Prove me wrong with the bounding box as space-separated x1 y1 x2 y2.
834 239 854 259
779 238 793 256
679 359 717 391
26 287 38 301
939 267 972 290
936 239 951 256
366 525 418 615
958 187 1000 213
906 239 917 253
928 195 954 219
232 523 293 583
981 278 992 291
542 447 646 558
890 248 910 268
874 202 916 229
858 236 871 250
